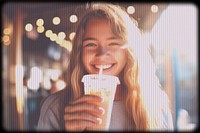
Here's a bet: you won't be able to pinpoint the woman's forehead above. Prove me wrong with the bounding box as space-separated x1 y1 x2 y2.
83 19 114 38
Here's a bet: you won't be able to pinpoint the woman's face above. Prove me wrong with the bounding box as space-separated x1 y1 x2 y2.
82 18 127 76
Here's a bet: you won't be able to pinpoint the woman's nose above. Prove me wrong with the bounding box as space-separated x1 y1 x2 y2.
96 45 109 56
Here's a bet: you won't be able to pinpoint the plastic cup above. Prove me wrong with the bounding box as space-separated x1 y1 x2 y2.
81 74 120 131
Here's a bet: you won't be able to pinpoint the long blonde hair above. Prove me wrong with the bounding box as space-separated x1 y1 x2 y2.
66 2 170 131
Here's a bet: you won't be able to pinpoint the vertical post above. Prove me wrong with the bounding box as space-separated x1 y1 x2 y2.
12 4 24 130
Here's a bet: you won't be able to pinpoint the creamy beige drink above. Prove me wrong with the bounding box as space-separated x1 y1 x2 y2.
81 74 120 131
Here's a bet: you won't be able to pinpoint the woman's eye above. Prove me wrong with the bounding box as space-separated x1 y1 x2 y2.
85 43 96 47
109 43 121 46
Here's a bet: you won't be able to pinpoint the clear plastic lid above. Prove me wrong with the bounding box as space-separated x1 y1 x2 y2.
81 74 120 85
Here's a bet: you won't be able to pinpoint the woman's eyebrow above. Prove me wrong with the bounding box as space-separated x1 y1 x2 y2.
107 37 117 40
107 37 124 42
82 36 121 42
82 37 96 42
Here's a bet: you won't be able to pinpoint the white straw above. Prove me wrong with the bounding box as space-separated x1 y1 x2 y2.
99 65 103 79
99 65 103 75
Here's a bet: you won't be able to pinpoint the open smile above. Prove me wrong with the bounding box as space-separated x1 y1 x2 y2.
92 64 115 71
95 64 113 69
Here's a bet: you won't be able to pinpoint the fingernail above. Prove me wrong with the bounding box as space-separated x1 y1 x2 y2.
96 118 102 124
99 107 105 115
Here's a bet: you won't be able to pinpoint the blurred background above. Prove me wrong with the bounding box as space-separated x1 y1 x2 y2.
1 2 198 131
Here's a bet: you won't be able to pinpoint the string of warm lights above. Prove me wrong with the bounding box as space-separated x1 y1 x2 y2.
24 14 78 52
2 4 159 48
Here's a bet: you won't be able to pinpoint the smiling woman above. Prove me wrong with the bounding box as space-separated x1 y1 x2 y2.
37 2 173 131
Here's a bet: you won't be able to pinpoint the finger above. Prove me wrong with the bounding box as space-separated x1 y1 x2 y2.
69 95 103 105
65 102 104 115
64 111 102 124
65 120 97 131
69 95 102 105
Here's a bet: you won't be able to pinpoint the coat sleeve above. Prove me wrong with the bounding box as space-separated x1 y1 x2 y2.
37 94 62 131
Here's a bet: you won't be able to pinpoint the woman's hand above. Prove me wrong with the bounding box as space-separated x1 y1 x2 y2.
64 95 104 131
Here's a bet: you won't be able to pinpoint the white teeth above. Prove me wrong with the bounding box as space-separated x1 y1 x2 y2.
95 64 112 69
